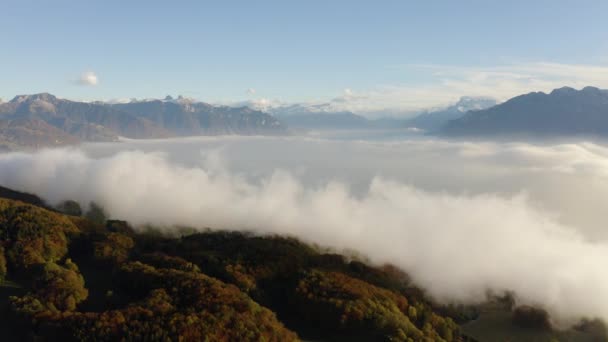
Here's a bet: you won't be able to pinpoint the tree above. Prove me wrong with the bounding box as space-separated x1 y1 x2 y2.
56 200 83 217
512 306 551 330
85 202 107 225
94 233 134 264
33 259 88 311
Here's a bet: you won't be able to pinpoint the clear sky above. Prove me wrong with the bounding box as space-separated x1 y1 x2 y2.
2 0 608 114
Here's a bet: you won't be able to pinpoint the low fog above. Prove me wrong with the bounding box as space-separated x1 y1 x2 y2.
1 134 608 325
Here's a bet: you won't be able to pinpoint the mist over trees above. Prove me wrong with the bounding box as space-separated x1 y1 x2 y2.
0 191 470 341
0 187 604 341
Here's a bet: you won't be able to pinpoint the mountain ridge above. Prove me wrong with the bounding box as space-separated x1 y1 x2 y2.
0 93 286 149
268 97 497 131
443 86 608 136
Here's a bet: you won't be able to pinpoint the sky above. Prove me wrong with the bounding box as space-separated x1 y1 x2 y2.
2 0 608 114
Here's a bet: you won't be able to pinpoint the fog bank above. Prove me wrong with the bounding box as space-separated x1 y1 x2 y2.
1 136 608 324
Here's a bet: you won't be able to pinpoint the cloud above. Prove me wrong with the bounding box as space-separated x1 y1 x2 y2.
247 88 256 95
318 62 608 117
75 71 99 86
227 98 284 112
2 136 608 325
329 88 369 104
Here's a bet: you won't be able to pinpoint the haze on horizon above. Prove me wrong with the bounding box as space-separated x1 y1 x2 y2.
2 1 608 117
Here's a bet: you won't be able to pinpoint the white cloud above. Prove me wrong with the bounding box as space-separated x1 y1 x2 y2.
3 136 608 325
321 62 608 117
247 88 256 95
228 98 284 112
75 71 99 86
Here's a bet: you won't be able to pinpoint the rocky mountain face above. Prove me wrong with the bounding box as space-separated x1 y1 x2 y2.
0 94 286 149
112 99 284 136
443 87 608 136
0 118 80 151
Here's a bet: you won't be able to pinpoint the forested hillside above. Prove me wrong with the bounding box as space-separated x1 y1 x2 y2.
0 187 604 341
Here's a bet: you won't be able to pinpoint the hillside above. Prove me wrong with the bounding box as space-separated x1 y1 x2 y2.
0 188 462 341
0 186 604 341
0 118 80 151
443 87 608 136
0 94 286 149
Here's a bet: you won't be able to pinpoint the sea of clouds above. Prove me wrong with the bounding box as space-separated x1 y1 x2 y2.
1 134 608 324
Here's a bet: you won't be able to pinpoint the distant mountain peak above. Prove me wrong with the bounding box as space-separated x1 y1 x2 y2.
403 96 497 132
454 96 497 112
550 86 577 96
581 86 606 95
10 93 58 104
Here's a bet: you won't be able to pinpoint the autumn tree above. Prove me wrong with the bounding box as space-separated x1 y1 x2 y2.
33 259 88 311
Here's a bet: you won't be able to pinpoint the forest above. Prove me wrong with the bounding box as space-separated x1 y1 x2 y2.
0 186 604 341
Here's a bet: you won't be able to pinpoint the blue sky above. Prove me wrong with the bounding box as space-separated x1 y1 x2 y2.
2 0 608 114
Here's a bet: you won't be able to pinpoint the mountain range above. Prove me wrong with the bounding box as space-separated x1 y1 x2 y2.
0 94 285 150
268 97 497 132
269 104 372 130
4 87 608 150
443 86 608 136
404 96 497 132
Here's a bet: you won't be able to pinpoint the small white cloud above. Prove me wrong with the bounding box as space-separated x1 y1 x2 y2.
225 98 282 112
247 88 256 95
76 71 99 86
